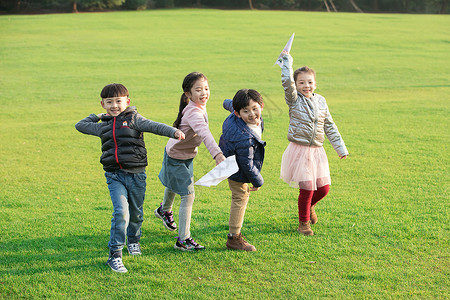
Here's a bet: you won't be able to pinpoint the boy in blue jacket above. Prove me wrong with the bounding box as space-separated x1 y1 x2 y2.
219 89 265 251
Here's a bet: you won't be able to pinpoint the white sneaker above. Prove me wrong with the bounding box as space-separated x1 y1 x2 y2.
127 242 142 255
106 256 128 273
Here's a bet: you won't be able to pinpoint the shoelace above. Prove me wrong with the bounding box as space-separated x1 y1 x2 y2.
176 237 197 247
238 235 247 245
111 257 125 270
186 238 198 247
165 211 175 223
129 243 140 252
231 234 248 245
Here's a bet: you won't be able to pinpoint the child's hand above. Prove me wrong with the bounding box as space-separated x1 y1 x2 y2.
249 186 260 192
340 155 348 159
214 153 226 165
174 130 185 140
97 113 105 119
282 50 289 55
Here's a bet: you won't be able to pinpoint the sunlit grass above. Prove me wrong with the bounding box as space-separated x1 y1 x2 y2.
0 9 449 299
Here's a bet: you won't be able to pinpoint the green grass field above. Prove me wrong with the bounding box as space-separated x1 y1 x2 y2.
1 9 449 299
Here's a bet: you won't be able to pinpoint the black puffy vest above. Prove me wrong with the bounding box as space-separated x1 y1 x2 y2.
99 109 147 171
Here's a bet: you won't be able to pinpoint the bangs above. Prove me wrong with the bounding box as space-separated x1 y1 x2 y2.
101 84 129 98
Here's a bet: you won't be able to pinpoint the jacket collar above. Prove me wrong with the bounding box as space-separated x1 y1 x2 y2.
232 114 265 144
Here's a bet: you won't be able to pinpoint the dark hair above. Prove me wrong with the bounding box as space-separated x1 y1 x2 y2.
293 66 316 82
232 89 264 113
100 83 129 99
173 72 208 128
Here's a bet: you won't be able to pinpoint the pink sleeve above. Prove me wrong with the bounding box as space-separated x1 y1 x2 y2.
185 107 222 159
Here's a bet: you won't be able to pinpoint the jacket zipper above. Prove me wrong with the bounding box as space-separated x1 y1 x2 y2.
309 99 318 145
112 117 123 169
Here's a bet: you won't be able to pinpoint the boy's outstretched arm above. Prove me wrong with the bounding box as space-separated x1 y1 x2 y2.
223 99 234 113
75 114 102 137
133 114 178 139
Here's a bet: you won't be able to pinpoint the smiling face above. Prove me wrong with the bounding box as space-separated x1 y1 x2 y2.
235 99 262 126
295 72 316 98
185 78 209 106
101 96 130 116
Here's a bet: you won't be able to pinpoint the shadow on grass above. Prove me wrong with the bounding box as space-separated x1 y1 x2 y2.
0 218 298 276
0 234 109 276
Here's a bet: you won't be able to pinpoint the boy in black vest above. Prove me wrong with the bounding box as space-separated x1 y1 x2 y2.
76 83 184 273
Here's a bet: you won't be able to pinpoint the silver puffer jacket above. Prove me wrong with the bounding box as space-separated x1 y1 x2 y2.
281 54 348 157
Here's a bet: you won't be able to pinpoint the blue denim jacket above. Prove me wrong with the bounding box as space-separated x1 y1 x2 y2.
219 99 266 187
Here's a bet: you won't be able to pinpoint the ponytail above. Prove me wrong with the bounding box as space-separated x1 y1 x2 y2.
173 93 189 128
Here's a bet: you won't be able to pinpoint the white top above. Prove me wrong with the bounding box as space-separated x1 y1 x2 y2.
247 123 262 139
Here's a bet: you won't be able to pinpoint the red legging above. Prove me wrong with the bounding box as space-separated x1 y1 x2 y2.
298 185 330 223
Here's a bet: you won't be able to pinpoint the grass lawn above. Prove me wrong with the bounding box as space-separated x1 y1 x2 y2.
0 9 449 299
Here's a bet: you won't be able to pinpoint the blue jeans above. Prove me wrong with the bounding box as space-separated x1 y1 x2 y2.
105 170 146 253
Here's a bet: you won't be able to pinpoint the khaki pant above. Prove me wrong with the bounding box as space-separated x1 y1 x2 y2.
228 179 250 235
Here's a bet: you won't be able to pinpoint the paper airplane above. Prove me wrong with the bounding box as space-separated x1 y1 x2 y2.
195 155 239 187
274 33 295 67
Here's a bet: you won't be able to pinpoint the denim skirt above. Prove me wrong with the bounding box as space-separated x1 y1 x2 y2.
158 149 194 195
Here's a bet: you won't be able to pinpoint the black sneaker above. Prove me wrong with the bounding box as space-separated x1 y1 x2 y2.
174 237 205 251
154 204 177 231
106 252 127 273
127 242 142 255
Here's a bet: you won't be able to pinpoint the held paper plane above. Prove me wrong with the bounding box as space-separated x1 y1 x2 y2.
274 32 295 67
194 155 239 187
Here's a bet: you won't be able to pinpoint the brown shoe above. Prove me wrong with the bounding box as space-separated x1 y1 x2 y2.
310 205 318 225
297 221 314 236
226 233 256 251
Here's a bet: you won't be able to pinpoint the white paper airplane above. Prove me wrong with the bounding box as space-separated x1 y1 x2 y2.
194 155 239 187
274 33 295 67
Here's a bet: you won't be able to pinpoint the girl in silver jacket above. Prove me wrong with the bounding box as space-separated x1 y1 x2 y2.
280 51 348 236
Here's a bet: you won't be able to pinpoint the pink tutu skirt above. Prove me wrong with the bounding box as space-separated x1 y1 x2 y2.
280 142 331 190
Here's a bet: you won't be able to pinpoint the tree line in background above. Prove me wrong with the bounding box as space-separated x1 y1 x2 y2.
1 0 448 14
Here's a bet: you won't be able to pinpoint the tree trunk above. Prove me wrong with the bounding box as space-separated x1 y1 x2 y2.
323 0 330 12
329 0 337 12
439 0 448 13
73 0 78 13
373 0 378 11
349 0 364 13
402 0 409 12
249 0 254 10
